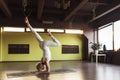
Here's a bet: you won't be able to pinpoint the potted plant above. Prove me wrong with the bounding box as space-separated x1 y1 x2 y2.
90 42 102 54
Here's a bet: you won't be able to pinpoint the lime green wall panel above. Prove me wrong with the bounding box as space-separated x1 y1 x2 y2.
0 28 1 61
2 32 82 61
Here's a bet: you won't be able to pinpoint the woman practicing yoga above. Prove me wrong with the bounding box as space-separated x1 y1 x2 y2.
25 17 60 73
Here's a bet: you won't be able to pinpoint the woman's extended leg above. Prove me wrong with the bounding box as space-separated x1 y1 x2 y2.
25 17 44 42
45 32 60 46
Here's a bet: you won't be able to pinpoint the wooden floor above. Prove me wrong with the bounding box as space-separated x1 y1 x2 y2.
0 61 120 80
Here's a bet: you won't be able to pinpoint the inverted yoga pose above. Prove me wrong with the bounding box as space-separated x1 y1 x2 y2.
25 17 60 73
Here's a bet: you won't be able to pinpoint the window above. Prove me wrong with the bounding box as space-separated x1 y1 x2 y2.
65 29 83 34
3 27 25 32
98 24 113 50
26 28 44 32
114 20 120 50
47 29 64 33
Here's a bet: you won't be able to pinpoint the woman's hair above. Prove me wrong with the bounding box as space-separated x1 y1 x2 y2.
36 62 44 71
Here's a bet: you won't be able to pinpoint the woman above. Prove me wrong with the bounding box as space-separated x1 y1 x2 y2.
25 17 60 73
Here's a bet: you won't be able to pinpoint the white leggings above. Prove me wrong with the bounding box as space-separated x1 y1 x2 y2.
27 24 60 60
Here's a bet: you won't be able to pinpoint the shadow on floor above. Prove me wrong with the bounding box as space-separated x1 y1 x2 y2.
7 68 76 78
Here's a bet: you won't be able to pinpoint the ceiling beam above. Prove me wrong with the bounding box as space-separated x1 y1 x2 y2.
75 10 93 16
0 0 12 18
37 0 45 20
88 4 120 23
88 2 107 6
64 0 88 21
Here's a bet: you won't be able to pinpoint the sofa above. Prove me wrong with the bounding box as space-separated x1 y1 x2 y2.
105 50 120 65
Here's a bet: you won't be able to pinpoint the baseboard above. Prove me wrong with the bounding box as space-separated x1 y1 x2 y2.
0 60 82 63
